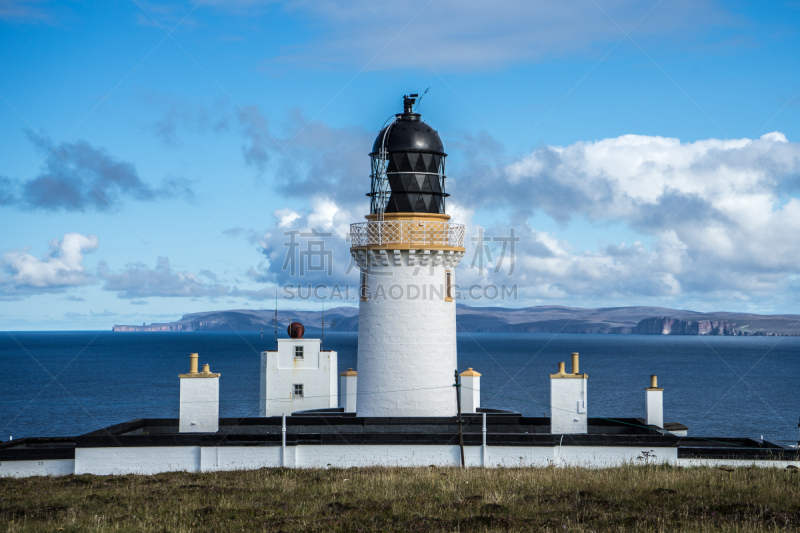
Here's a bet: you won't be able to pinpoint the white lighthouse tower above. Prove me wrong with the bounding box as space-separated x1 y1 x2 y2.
350 95 466 417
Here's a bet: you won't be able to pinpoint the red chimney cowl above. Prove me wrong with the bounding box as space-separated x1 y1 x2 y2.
287 322 305 339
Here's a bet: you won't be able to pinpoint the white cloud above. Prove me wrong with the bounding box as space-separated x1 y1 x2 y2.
233 196 358 295
505 132 800 267
305 196 352 239
274 208 301 227
99 257 229 299
0 233 98 298
455 131 800 304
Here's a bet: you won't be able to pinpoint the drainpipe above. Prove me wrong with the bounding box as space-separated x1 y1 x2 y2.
281 413 287 467
482 412 487 467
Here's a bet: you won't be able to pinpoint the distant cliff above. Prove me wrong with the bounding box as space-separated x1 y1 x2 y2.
113 305 800 336
633 316 798 336
633 317 739 335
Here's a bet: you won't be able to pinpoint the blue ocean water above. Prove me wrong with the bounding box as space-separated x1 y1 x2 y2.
1 331 798 446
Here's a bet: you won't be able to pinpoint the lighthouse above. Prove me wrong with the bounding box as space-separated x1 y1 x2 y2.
350 94 466 417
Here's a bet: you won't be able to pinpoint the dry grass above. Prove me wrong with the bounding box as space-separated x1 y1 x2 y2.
1 464 799 532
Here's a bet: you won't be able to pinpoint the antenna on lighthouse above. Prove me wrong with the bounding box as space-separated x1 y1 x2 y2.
274 291 278 350
414 87 430 111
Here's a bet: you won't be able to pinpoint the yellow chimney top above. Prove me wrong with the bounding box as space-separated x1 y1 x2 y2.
646 374 663 391
340 368 358 377
460 368 481 377
180 353 220 378
550 356 587 379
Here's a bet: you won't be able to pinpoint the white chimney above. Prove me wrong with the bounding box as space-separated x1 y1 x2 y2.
179 353 220 433
460 368 481 413
645 375 664 428
550 353 587 434
339 368 357 413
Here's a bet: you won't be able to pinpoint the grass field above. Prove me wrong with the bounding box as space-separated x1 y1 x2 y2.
1 464 799 532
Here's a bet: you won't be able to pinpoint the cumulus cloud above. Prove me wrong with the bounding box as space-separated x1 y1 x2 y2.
452 132 800 305
0 233 98 299
5 133 194 211
462 223 684 301
99 257 230 299
233 197 359 301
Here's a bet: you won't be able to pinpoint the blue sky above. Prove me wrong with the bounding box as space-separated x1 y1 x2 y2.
2 0 800 330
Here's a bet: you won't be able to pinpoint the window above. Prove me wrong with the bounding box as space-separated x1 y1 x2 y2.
360 270 369 300
293 384 304 398
294 345 304 359
445 271 453 301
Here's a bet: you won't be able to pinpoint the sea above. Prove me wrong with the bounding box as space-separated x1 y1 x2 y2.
1 332 799 447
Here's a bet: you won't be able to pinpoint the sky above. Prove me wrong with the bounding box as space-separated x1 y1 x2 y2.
1 0 800 330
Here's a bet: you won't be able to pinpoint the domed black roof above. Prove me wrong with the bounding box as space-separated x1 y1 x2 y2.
368 95 449 215
370 99 445 156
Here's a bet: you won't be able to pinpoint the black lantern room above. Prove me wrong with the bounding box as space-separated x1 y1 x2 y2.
368 95 448 215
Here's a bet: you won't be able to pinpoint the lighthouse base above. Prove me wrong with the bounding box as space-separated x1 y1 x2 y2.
353 247 461 417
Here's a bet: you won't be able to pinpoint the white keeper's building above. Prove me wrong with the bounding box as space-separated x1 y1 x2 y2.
260 333 338 417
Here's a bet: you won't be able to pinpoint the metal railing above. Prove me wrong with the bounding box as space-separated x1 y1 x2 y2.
350 221 465 248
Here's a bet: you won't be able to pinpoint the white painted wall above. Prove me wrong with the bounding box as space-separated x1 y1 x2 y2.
556 446 677 467
75 446 201 476
297 445 467 468
474 446 554 468
200 446 282 472
646 389 664 428
677 458 800 468
484 446 678 468
354 249 462 417
550 378 588 434
5 445 798 477
0 459 74 478
339 372 357 413
179 376 219 433
260 339 337 416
